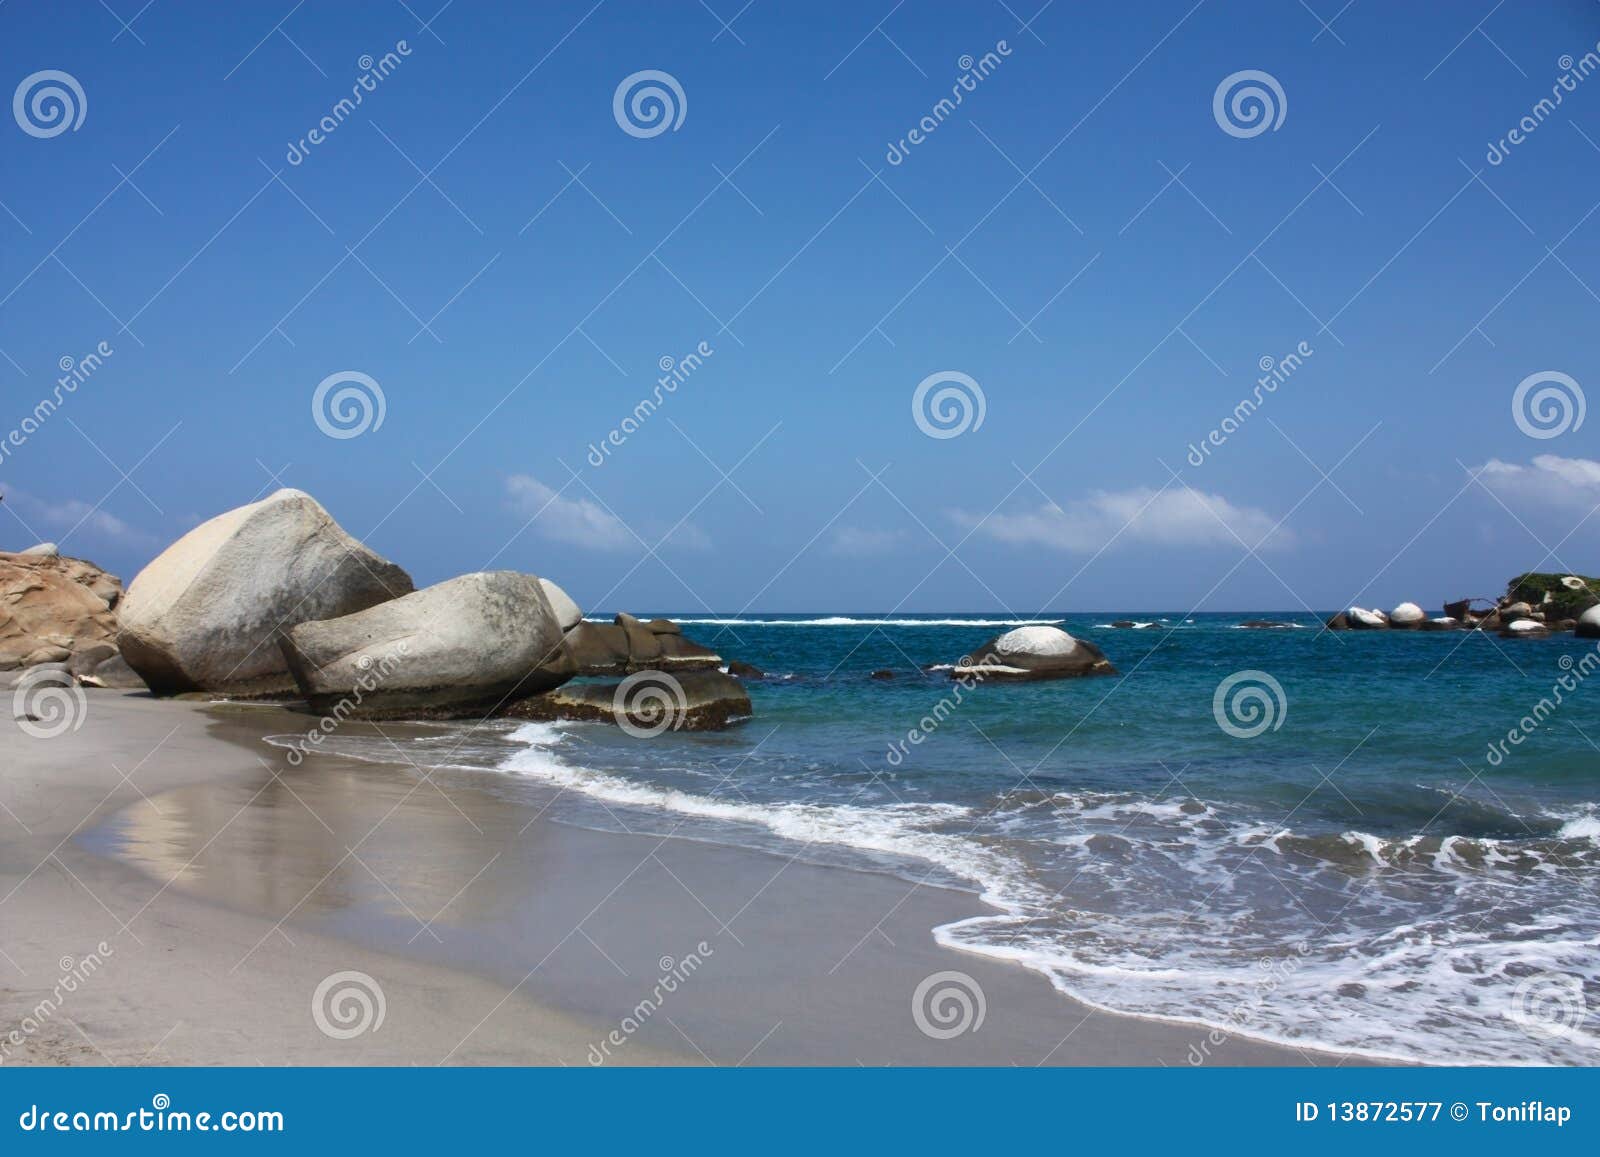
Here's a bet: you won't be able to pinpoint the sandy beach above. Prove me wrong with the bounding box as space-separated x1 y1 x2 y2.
0 691 1350 1066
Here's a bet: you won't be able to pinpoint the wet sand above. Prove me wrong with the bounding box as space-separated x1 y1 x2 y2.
1 691 1356 1065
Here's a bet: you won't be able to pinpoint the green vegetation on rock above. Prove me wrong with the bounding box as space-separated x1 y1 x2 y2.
1505 572 1600 619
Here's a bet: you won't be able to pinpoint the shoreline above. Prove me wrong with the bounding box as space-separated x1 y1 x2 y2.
2 692 1357 1066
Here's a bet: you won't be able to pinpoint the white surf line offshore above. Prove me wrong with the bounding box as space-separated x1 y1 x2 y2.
581 617 1067 627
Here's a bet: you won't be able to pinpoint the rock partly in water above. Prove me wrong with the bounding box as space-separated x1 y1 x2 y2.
1240 619 1297 629
870 668 897 680
1345 607 1388 630
0 551 123 678
279 570 574 718
727 659 766 680
1419 617 1460 631
1576 605 1600 639
1388 602 1426 629
118 489 413 696
956 625 1116 681
565 615 722 675
1324 611 1351 631
503 670 751 731
1501 619 1551 638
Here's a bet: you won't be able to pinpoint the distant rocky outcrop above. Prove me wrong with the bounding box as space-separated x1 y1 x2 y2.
954 625 1116 681
0 550 133 689
1326 572 1600 635
117 489 413 696
279 571 574 718
502 670 751 731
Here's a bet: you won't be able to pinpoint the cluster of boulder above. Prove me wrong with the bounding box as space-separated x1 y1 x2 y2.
1327 574 1600 639
1 545 141 690
11 489 750 732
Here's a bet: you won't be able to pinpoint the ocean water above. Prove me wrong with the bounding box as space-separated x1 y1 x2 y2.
284 613 1600 1064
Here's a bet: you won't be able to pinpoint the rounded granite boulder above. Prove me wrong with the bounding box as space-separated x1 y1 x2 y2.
955 625 1116 681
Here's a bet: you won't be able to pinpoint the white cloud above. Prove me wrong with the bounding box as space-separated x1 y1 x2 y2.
951 485 1286 553
1474 455 1600 509
3 490 154 548
504 475 635 550
504 476 711 552
829 527 909 555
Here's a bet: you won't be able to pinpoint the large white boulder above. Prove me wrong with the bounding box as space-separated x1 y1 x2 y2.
1346 607 1387 629
1389 601 1425 628
955 624 1115 681
279 571 576 717
1576 604 1600 639
538 577 583 631
117 490 413 695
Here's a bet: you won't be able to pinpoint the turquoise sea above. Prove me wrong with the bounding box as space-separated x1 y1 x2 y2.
288 613 1600 1064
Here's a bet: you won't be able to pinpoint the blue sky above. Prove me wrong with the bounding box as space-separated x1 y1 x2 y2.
2 0 1598 612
